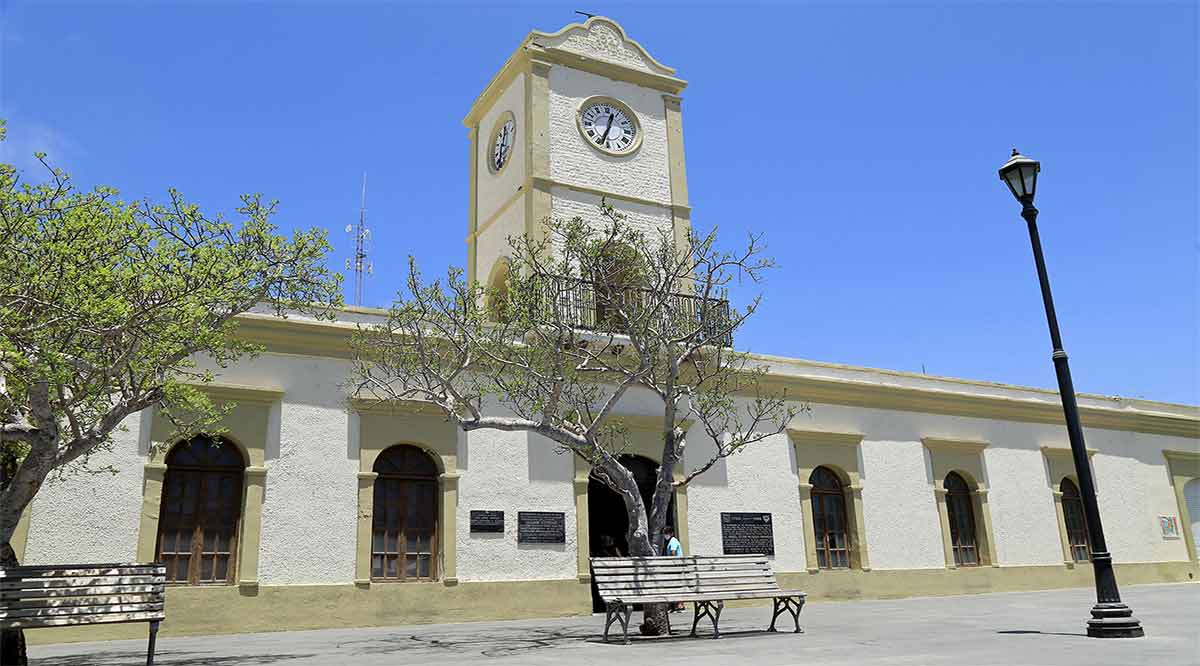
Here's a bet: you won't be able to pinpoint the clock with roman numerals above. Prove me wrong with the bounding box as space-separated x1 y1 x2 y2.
577 96 642 156
489 111 516 174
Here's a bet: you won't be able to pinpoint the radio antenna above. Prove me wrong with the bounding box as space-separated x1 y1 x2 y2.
345 172 372 306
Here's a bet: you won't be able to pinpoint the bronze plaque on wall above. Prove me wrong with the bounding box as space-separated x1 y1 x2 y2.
720 512 775 555
517 511 566 544
470 510 505 534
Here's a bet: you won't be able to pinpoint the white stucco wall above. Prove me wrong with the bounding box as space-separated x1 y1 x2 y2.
1087 430 1193 563
550 186 673 248
17 342 1196 583
24 413 146 564
547 67 672 206
684 426 808 573
984 444 1067 566
456 428 578 582
861 438 947 570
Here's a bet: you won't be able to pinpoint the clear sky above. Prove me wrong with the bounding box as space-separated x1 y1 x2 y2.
2 2 1196 405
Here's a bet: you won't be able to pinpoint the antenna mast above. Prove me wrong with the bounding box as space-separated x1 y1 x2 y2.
345 172 372 306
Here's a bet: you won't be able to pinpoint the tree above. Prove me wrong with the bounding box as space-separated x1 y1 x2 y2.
351 201 797 635
0 126 342 663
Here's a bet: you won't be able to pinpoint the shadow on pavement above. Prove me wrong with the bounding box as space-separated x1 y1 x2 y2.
584 628 800 646
337 626 597 659
33 650 317 666
996 630 1088 638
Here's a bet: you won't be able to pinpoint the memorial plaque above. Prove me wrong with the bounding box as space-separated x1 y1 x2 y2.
518 511 566 544
720 512 775 555
470 510 505 534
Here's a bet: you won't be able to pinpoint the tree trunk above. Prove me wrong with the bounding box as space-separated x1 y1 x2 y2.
627 513 671 636
0 542 26 666
2 442 32 665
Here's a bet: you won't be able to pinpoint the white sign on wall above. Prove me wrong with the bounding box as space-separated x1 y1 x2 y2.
1158 515 1180 539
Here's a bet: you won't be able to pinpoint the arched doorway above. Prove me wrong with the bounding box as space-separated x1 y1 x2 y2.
587 455 675 612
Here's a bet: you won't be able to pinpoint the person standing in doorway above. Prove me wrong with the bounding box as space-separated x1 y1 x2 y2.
664 526 685 612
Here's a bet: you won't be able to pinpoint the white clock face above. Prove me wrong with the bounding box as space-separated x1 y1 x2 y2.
491 118 514 172
579 100 639 155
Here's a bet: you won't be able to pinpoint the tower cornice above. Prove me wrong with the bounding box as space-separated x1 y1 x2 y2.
464 16 687 127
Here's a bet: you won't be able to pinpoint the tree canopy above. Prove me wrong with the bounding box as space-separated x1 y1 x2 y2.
352 201 799 634
0 124 343 555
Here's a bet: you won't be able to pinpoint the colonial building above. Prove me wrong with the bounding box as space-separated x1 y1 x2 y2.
19 17 1199 644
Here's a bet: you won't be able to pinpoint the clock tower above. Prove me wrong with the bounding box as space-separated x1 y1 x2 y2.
463 16 690 291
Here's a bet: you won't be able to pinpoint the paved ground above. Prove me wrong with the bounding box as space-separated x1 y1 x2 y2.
29 583 1199 666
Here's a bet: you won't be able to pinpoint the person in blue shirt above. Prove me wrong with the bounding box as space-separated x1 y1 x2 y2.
664 526 682 556
664 526 685 612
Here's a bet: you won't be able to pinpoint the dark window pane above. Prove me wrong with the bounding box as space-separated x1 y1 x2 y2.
810 466 850 570
157 437 244 586
371 446 439 582
945 473 979 567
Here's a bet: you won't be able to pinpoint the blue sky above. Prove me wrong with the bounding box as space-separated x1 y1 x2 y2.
3 2 1195 404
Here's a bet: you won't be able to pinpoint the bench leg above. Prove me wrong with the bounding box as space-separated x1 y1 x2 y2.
768 596 805 634
690 600 724 639
146 620 160 666
604 602 632 645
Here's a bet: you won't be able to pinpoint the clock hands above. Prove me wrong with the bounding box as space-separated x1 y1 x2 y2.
599 114 614 145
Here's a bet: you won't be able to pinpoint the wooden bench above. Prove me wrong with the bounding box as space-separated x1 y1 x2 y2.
590 554 805 643
0 563 166 665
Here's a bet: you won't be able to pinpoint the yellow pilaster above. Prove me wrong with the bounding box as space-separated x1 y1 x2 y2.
354 471 378 586
136 462 169 562
238 466 268 591
440 472 460 585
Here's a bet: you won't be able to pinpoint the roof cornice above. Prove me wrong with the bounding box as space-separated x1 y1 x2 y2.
231 312 1200 439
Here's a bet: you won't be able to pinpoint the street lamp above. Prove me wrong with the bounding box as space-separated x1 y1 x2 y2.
998 149 1144 638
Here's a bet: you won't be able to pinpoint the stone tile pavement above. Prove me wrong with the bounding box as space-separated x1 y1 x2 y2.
28 582 1199 665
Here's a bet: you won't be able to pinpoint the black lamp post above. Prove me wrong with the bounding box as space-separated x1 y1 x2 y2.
999 149 1144 638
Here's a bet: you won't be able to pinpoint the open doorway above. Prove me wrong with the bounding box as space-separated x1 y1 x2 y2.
587 454 676 612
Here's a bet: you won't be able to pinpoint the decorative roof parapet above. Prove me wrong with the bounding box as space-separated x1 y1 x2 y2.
464 16 687 127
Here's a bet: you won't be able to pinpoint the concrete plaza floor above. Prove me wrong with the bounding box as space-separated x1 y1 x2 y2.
29 582 1199 666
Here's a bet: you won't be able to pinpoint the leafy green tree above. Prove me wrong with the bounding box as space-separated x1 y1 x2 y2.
351 201 796 635
0 124 341 663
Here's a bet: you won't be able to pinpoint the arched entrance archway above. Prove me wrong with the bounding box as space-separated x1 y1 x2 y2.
587 455 676 612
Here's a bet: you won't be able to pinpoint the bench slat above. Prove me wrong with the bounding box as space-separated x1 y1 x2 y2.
1 584 163 601
597 584 693 594
1 610 165 629
0 566 164 579
2 593 162 610
0 576 165 591
591 555 804 607
0 601 164 620
590 572 694 582
589 564 692 572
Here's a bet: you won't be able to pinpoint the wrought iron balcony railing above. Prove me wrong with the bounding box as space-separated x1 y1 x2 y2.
529 275 733 348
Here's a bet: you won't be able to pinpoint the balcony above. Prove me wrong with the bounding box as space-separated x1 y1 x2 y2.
530 275 733 348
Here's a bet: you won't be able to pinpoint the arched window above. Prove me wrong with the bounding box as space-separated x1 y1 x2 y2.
593 242 643 331
486 259 511 323
372 445 439 582
1061 478 1090 562
1186 478 1200 553
156 435 245 585
944 472 979 566
810 466 850 569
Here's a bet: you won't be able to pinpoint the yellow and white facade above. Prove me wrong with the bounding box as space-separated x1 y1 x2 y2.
18 17 1200 644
